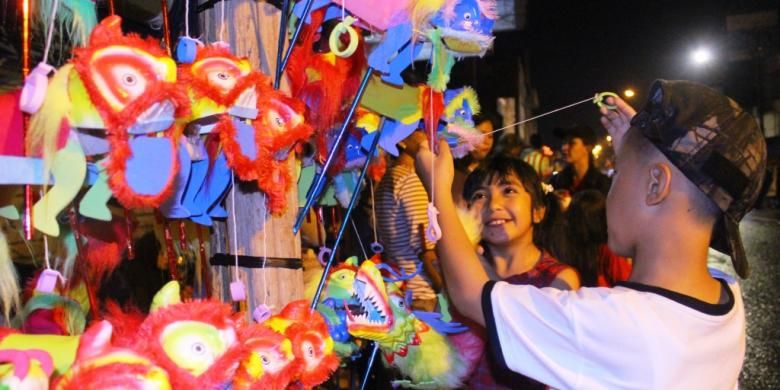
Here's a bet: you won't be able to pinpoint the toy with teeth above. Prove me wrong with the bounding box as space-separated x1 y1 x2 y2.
176 44 313 219
24 15 189 236
347 260 479 389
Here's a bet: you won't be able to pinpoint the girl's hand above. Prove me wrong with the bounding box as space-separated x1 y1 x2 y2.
599 96 636 153
415 139 455 202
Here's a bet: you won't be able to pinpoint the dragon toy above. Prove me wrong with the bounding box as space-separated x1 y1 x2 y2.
346 260 482 389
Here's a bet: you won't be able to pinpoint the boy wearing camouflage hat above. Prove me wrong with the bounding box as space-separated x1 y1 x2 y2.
415 79 766 388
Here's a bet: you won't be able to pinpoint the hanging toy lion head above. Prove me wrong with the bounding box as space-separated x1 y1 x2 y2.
131 281 242 389
265 300 339 388
53 321 172 390
233 323 299 389
65 15 190 209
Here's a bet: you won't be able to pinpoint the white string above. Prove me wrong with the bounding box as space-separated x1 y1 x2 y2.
429 87 435 202
350 219 369 260
261 193 268 305
230 172 239 282
484 96 596 136
184 0 190 37
43 234 51 269
42 0 59 64
369 179 378 243
341 0 345 21
219 0 226 42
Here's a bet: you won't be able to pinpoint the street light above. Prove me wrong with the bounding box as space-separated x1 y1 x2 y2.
690 47 713 66
624 89 635 98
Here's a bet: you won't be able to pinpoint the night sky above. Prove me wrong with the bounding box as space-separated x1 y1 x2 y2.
467 0 776 144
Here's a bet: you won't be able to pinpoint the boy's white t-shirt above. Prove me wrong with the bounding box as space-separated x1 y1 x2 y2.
482 268 745 390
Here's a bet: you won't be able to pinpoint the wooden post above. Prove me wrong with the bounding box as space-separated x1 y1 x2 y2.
201 1 303 315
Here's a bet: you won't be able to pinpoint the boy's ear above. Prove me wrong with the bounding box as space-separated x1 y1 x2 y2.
646 163 672 206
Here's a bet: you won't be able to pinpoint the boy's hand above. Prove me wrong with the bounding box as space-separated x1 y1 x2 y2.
599 96 636 153
415 139 454 203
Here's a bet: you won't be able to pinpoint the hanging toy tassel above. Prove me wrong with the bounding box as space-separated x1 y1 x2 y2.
124 208 134 260
196 225 211 297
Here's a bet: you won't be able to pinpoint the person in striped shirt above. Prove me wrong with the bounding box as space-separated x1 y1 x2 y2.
375 130 441 311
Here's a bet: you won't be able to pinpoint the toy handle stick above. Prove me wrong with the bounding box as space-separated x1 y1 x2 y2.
359 342 381 390
309 120 383 309
273 0 291 89
278 0 315 79
160 0 172 55
294 67 374 234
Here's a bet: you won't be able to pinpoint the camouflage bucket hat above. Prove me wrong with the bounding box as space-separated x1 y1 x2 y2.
630 79 767 278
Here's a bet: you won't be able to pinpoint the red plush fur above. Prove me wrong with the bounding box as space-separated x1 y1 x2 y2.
72 17 191 209
53 361 166 390
132 299 242 389
234 324 300 389
103 301 146 348
275 300 339 388
216 114 259 181
286 9 367 163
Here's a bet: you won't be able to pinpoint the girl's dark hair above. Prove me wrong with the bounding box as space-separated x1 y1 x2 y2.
553 190 608 287
463 155 562 252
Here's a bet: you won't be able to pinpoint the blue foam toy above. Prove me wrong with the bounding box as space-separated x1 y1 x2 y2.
160 137 192 218
125 136 176 196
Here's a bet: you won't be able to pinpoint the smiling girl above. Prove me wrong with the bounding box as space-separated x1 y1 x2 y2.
462 154 580 388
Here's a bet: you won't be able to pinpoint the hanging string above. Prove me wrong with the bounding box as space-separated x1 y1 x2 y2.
43 234 51 269
230 172 240 283
219 0 226 42
184 0 190 37
341 0 345 21
484 96 597 136
369 180 378 244
261 193 269 306
42 0 59 65
350 219 369 260
425 87 442 242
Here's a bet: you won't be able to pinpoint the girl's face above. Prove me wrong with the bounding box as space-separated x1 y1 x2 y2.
468 173 544 246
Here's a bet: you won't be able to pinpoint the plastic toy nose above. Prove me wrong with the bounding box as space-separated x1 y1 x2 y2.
19 62 55 114
176 36 200 64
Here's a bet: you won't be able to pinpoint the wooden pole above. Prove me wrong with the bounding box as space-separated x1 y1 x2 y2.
201 0 303 315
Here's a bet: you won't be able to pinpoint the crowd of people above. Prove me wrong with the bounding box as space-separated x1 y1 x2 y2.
304 80 766 388
301 80 766 388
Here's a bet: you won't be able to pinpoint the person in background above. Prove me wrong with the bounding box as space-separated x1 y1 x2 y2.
549 125 611 199
375 130 441 311
452 112 499 205
522 133 554 180
552 190 631 287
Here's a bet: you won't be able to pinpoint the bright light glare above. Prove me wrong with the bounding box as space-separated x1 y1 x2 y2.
690 47 713 65
624 89 635 98
606 135 612 143
592 144 603 158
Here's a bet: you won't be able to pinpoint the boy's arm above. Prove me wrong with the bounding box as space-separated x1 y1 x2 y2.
415 140 490 325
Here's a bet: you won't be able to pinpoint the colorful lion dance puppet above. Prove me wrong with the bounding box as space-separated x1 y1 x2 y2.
123 281 242 389
265 300 340 388
27 15 190 236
